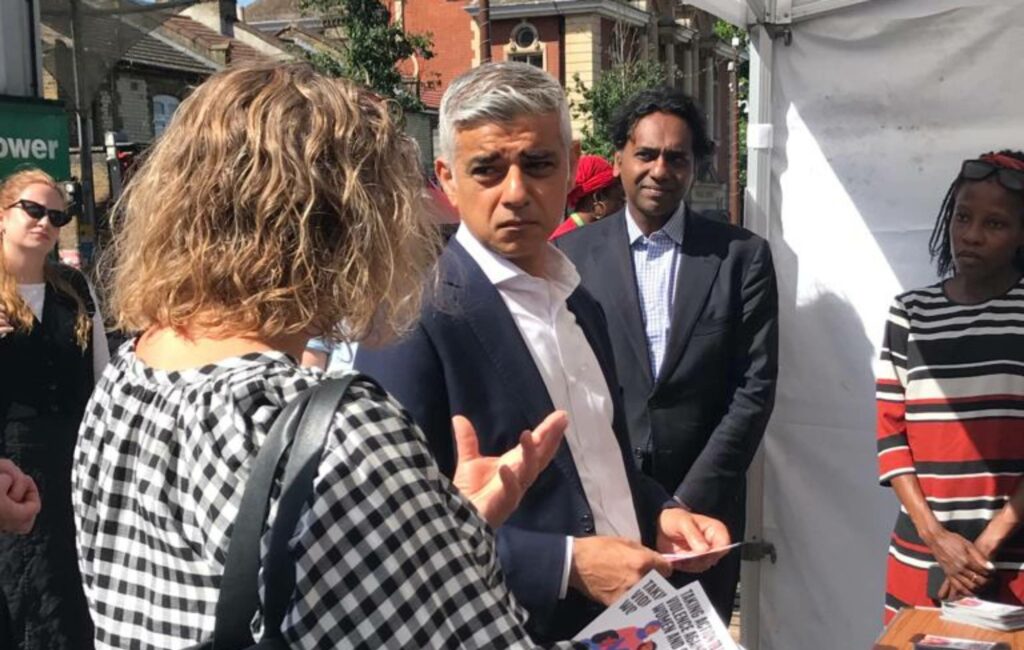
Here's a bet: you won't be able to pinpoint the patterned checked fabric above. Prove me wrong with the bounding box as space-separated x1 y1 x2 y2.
73 345 554 649
625 205 685 379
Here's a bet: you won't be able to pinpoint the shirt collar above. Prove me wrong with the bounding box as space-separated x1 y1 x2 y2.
454 224 580 298
625 202 686 247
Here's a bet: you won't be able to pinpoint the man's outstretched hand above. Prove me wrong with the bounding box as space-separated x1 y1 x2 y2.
452 411 568 527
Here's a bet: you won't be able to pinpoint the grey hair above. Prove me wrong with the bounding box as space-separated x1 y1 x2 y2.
438 62 572 162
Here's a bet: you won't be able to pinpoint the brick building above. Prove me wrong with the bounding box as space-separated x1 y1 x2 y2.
244 0 743 216
40 3 291 260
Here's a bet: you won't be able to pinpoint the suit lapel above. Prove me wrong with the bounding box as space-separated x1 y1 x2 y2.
593 213 654 388
444 241 584 493
655 210 721 389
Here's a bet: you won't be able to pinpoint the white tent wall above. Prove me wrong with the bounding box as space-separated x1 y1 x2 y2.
733 1 1024 648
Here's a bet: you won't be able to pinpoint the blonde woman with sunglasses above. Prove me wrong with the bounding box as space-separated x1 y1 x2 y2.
0 168 108 649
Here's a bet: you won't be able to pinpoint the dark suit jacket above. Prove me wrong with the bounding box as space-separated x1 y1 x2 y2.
355 239 673 640
555 208 778 523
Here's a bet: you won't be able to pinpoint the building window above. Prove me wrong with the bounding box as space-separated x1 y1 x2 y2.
513 23 538 49
509 52 543 68
152 95 180 137
507 21 543 69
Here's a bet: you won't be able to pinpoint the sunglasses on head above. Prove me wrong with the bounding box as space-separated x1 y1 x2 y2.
960 159 1024 193
4 199 72 227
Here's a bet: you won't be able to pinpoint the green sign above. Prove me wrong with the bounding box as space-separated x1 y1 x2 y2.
0 96 71 181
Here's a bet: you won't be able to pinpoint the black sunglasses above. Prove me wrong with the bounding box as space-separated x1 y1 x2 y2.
4 199 72 227
960 159 1024 193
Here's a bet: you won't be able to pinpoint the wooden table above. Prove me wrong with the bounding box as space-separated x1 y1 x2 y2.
874 608 1024 649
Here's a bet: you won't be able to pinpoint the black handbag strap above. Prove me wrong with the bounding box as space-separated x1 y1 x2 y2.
212 374 363 649
260 377 356 635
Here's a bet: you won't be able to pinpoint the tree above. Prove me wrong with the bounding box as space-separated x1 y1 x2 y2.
299 0 433 110
570 23 668 159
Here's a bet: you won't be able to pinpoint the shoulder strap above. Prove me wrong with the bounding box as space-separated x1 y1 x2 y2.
260 376 360 636
212 374 363 649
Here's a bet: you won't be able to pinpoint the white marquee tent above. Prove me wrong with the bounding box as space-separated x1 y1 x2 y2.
684 1 1024 647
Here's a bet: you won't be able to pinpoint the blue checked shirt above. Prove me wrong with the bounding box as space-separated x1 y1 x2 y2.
626 204 685 379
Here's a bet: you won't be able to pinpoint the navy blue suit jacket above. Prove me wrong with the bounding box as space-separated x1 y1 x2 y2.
355 239 673 640
556 208 778 523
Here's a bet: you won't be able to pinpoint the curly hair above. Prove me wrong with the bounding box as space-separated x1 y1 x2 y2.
1 168 91 349
928 150 1024 277
609 86 716 160
101 63 440 343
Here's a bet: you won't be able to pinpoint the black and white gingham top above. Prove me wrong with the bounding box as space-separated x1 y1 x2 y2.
73 345 546 649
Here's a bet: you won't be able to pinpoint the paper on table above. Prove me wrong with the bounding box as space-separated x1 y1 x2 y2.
914 635 1008 650
662 542 743 563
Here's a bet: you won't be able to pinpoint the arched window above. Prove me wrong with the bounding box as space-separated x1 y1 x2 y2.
152 95 180 137
507 21 544 69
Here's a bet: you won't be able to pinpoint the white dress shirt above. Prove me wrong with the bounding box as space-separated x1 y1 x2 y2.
455 225 642 595
626 204 685 379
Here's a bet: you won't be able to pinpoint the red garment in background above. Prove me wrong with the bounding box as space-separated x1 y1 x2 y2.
549 214 583 240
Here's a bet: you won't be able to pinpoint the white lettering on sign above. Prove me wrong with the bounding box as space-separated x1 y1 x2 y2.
0 137 61 160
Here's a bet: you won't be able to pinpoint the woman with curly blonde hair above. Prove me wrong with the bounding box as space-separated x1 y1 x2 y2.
72 62 566 649
0 167 108 649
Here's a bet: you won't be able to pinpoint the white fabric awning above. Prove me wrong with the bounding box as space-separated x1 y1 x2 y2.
684 0 875 26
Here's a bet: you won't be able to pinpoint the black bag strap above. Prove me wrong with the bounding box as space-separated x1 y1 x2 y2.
212 374 363 649
260 376 357 636
213 394 310 649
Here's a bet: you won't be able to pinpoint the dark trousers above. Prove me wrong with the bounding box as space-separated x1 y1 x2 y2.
1 418 95 650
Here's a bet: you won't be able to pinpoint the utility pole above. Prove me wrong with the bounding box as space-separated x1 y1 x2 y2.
479 0 491 63
68 0 96 227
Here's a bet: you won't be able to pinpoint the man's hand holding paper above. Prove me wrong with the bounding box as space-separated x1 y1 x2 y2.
656 509 732 573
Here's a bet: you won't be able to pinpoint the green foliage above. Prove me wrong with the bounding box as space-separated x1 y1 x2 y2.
299 0 433 111
712 19 747 47
570 59 668 159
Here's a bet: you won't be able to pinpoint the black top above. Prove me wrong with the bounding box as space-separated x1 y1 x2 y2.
0 264 95 436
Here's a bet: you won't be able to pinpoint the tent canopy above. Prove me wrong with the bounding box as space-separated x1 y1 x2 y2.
685 0 873 27
710 1 1024 648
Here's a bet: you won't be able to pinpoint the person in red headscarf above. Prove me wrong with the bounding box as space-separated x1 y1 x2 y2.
875 150 1024 623
550 155 625 240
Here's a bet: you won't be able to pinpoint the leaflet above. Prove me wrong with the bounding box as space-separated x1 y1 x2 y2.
914 635 1009 650
575 570 738 650
662 542 744 563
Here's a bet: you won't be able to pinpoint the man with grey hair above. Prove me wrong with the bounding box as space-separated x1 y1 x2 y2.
357 62 730 641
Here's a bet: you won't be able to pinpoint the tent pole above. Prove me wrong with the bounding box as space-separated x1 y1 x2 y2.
740 15 775 650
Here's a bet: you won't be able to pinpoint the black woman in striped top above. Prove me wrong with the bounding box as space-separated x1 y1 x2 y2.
877 150 1024 622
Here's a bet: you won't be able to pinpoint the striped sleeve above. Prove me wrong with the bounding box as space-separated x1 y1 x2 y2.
876 296 914 485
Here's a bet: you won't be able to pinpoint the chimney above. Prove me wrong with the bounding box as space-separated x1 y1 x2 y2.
218 0 236 37
209 41 231 65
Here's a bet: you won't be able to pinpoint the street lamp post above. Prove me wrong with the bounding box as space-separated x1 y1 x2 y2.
68 0 96 228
